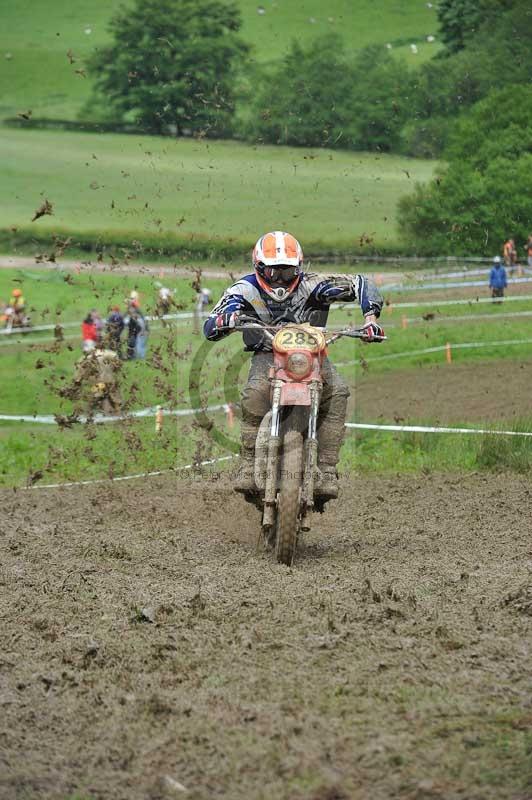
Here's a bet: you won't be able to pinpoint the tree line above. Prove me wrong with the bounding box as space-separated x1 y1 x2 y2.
85 0 532 254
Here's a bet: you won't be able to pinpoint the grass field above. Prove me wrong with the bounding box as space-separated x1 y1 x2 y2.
0 128 436 256
2 267 532 486
0 0 439 122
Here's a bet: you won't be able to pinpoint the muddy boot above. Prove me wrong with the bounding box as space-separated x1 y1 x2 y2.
315 464 339 500
234 453 256 495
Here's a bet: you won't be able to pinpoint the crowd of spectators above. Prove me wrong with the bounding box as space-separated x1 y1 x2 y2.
81 292 149 359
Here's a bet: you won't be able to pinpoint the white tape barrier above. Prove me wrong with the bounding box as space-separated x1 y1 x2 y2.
405 309 532 325
336 337 532 367
26 419 532 491
363 309 532 331
29 454 235 490
414 268 492 281
2 293 532 348
380 294 532 310
346 422 532 437
413 266 532 282
3 334 532 424
3 304 532 350
0 403 228 425
0 310 200 337
381 276 532 293
380 310 532 330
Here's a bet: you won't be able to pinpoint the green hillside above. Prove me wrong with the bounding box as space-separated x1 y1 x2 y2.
0 127 435 255
0 0 439 121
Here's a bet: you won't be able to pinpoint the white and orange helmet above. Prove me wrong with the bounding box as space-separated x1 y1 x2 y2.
252 231 303 302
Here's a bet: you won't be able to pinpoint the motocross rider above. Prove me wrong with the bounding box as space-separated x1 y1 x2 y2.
204 231 384 499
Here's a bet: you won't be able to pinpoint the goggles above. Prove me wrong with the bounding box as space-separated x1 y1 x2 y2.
263 265 299 284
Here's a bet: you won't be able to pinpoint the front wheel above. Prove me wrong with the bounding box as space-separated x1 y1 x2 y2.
275 429 304 566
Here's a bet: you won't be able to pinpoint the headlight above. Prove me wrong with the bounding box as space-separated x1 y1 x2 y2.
286 352 312 377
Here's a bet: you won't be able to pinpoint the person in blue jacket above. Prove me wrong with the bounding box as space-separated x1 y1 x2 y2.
489 256 507 304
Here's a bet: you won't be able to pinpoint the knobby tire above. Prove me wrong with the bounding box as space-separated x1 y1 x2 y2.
275 429 303 566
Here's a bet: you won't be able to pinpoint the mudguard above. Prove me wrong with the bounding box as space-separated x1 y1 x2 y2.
280 382 311 406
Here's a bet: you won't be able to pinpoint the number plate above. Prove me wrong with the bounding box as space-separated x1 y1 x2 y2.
273 325 326 353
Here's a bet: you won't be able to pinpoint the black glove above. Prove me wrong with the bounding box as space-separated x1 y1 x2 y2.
361 320 385 342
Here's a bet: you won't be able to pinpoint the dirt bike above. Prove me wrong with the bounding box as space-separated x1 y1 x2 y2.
233 316 386 566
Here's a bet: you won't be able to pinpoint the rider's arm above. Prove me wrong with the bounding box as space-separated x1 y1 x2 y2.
311 274 383 318
203 292 257 340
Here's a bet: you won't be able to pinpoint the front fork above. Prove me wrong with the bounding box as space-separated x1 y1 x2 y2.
301 382 321 531
261 380 321 531
262 381 282 528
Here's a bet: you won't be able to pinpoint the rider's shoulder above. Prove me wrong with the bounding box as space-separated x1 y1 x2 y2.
225 273 261 296
300 271 325 286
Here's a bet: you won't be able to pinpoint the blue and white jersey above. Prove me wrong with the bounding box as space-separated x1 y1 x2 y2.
204 272 383 351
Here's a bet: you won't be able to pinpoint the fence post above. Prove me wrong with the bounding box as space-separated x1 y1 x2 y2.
445 342 452 363
226 403 234 428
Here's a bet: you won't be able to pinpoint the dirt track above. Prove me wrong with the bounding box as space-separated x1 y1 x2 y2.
2 472 532 799
354 358 532 425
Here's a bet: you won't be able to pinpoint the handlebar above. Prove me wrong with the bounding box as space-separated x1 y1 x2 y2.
226 315 386 344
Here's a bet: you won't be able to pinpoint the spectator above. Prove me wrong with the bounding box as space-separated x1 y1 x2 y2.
525 234 532 270
106 305 124 355
503 237 517 276
125 305 140 360
193 286 212 333
489 256 507 303
81 312 98 352
134 308 149 359
157 286 175 316
91 309 104 344
124 304 149 360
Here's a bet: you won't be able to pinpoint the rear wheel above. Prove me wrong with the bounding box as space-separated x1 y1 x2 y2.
275 430 304 566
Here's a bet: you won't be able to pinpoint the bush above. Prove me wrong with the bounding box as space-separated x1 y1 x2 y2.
398 85 532 255
445 86 532 169
240 37 411 152
0 225 414 263
410 0 532 123
400 116 452 158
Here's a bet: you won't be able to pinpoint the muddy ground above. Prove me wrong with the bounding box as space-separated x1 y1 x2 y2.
353 358 532 426
1 472 532 800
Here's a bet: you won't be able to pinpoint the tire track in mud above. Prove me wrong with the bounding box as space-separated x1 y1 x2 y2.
1 473 532 800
